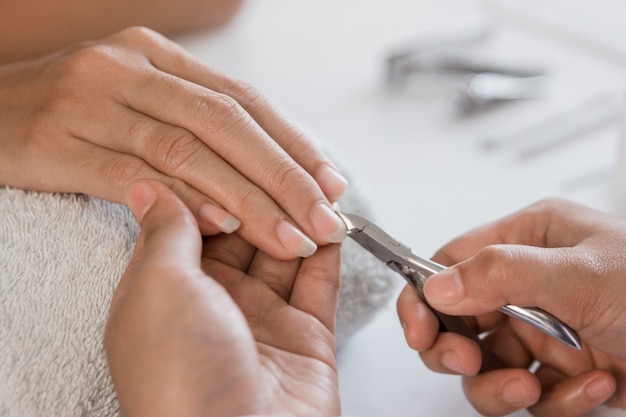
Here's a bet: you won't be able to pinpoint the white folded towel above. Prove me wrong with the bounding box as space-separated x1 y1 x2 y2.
0 175 396 416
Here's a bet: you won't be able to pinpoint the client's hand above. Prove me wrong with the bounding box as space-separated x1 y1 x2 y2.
397 198 626 417
105 180 341 417
0 26 348 260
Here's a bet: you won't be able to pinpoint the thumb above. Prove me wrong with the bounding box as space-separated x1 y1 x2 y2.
423 244 585 328
125 180 202 273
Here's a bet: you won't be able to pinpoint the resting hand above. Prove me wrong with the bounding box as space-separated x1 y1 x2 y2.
397 198 626 416
105 180 341 417
0 27 347 259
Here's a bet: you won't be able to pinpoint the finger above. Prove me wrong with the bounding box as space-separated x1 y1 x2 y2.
125 179 202 273
396 284 440 352
481 320 534 369
122 28 349 202
423 245 594 330
121 67 338 258
246 249 300 301
418 332 483 376
112 29 348 253
201 233 257 275
289 243 341 333
529 366 616 417
462 369 541 417
67 104 241 235
16 128 230 236
504 318 595 376
398 283 520 375
209 85 348 202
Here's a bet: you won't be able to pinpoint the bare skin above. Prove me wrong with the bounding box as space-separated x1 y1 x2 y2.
105 180 341 417
0 27 348 260
397 198 626 416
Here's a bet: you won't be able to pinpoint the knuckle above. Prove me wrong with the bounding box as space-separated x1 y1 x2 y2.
127 117 154 144
264 161 304 197
153 129 202 174
572 247 606 280
279 129 308 155
194 93 248 137
306 264 341 294
114 26 160 44
60 44 119 78
471 245 513 289
224 79 264 107
235 186 267 217
525 197 564 219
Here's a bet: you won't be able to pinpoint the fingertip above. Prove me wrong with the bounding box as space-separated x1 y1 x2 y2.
424 268 465 307
126 180 158 223
199 202 241 234
405 302 439 351
529 369 615 417
397 286 439 351
463 369 540 417
315 164 348 202
310 202 346 244
276 219 318 258
125 180 199 250
420 332 483 376
501 376 539 409
441 350 467 375
584 374 616 403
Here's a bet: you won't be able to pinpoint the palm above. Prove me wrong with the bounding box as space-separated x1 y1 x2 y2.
200 233 340 416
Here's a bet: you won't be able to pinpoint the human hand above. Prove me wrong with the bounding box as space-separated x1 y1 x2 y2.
105 180 341 417
0 26 347 260
397 198 626 416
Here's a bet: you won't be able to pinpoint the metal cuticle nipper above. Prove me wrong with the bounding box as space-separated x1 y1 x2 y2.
336 211 582 373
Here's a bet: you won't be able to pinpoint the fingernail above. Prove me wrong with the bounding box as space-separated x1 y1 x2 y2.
315 164 348 202
441 350 465 374
585 377 613 401
127 181 157 223
199 203 241 234
502 378 531 406
425 269 464 306
310 202 347 243
277 220 317 257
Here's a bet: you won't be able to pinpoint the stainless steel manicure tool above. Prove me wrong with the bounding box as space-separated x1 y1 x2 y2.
336 211 582 372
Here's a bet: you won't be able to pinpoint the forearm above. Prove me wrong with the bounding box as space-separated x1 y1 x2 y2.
0 0 244 64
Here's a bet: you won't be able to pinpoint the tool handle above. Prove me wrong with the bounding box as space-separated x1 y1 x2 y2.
432 308 506 373
499 305 581 349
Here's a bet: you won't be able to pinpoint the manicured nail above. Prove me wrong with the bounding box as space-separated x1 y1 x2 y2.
127 181 157 223
441 350 465 374
310 202 347 243
199 203 241 234
276 220 317 257
315 164 348 202
502 378 531 406
425 269 464 306
585 377 613 401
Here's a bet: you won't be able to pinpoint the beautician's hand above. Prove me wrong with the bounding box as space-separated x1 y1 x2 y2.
397 198 626 417
105 180 341 417
0 26 347 259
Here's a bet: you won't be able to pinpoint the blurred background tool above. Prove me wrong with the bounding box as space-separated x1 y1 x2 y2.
385 19 549 114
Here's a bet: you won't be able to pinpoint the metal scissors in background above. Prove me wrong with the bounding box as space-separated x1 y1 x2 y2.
336 211 582 373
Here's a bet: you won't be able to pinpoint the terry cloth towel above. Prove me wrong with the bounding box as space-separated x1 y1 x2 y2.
0 175 396 416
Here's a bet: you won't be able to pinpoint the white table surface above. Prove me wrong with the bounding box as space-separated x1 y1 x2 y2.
175 1 626 415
